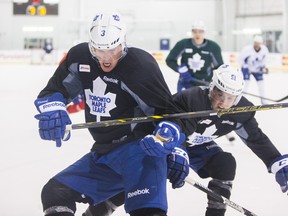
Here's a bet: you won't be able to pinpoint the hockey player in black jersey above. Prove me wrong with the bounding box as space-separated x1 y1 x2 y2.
34 10 188 216
85 64 288 216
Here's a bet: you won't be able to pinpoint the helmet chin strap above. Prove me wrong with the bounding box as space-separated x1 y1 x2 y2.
119 43 128 60
232 94 242 106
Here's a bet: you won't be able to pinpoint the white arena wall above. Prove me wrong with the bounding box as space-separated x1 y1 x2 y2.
1 49 288 74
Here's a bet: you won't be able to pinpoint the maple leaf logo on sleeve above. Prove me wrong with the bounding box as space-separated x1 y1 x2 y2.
84 77 116 122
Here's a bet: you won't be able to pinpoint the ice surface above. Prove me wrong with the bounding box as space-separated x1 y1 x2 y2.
0 64 288 216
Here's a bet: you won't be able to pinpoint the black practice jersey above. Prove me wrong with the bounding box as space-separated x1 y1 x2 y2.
37 43 184 154
173 86 281 169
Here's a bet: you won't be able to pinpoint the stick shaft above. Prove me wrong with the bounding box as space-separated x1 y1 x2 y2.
69 103 288 130
185 177 258 216
243 92 288 102
191 78 288 102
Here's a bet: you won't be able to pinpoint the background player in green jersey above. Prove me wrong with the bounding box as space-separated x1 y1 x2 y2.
166 20 235 142
166 20 223 93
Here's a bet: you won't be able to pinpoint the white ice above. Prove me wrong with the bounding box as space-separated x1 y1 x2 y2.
0 64 288 216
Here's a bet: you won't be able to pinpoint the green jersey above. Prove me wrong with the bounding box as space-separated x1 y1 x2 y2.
166 38 223 85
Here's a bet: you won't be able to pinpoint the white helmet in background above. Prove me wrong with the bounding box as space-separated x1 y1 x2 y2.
192 20 206 31
89 10 126 55
253 35 263 44
210 64 245 104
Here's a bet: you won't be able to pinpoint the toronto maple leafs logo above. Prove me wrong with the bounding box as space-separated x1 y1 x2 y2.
84 77 116 122
187 124 218 146
188 53 205 72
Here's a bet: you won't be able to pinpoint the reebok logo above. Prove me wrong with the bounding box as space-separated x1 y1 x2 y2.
103 76 119 84
127 188 150 199
201 50 209 55
221 120 235 126
39 101 66 113
43 102 65 110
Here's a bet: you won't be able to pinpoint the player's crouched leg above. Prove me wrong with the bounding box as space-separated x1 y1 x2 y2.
129 208 167 216
83 192 125 216
42 178 90 216
204 152 236 216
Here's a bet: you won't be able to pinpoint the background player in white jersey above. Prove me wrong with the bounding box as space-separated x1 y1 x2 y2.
34 10 188 216
166 20 223 92
239 35 270 104
86 64 288 216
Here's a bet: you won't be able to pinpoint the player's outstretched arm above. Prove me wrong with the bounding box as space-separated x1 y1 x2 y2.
34 92 72 147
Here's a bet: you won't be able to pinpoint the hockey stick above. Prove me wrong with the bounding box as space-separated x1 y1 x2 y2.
190 78 288 102
185 177 258 216
66 102 288 130
243 92 288 102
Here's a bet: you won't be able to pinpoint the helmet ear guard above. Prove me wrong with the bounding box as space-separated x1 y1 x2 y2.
209 64 245 105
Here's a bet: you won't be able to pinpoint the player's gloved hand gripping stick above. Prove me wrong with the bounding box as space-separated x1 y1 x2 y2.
178 64 195 83
34 93 72 147
270 154 288 193
139 121 186 157
167 146 189 188
140 121 190 188
177 64 197 91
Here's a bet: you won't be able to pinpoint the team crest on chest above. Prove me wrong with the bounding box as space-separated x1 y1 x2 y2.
84 77 116 122
188 53 205 72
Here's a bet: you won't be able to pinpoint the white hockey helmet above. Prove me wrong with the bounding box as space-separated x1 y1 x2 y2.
89 10 126 52
253 35 263 44
210 64 245 104
192 20 206 31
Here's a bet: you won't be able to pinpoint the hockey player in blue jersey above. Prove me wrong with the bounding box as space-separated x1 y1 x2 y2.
84 64 288 216
34 10 189 216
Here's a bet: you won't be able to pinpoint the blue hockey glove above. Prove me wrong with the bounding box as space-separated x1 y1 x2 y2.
178 64 195 83
140 121 186 157
167 146 190 189
34 93 72 147
270 154 288 193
